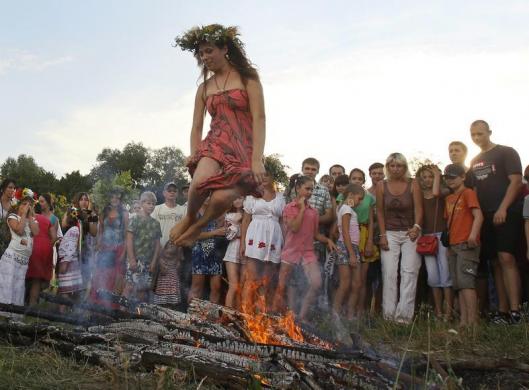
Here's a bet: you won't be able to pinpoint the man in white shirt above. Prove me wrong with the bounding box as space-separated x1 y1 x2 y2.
152 182 186 247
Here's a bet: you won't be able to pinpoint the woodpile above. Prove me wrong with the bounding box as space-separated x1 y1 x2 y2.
0 292 416 389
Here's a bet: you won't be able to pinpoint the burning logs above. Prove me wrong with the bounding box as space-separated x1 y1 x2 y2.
0 295 417 389
188 298 334 350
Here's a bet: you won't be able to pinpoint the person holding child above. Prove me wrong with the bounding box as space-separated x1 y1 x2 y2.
444 164 484 326
123 191 162 302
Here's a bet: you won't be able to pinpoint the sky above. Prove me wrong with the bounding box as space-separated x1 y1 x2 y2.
1 0 528 180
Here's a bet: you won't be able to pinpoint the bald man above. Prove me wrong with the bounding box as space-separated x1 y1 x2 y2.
469 119 524 324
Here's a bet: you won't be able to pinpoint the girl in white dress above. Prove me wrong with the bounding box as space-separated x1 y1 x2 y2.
223 196 244 308
57 208 84 301
0 193 39 307
240 173 285 311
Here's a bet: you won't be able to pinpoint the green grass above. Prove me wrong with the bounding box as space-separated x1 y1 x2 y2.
0 342 221 390
352 307 529 363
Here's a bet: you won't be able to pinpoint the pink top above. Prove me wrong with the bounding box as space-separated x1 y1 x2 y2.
336 204 360 245
281 201 319 261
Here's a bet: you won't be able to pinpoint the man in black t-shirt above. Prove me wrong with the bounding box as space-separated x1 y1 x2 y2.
469 119 524 324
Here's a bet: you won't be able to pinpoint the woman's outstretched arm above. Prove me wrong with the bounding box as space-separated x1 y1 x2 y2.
247 79 266 183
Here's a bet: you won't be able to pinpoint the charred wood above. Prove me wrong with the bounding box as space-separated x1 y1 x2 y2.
0 303 104 326
88 320 169 345
39 292 142 321
279 356 323 390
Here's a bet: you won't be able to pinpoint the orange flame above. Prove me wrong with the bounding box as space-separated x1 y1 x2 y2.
240 281 304 345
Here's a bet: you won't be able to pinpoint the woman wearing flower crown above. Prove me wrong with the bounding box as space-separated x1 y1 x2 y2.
0 189 39 307
170 24 266 247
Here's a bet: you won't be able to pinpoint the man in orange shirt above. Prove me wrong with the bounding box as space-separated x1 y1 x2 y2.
444 164 484 326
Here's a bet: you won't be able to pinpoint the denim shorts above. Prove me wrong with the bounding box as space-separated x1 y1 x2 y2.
336 240 363 265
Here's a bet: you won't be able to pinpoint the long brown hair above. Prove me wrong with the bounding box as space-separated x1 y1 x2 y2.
194 31 259 86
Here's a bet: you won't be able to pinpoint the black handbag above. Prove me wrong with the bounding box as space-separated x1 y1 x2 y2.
441 191 464 247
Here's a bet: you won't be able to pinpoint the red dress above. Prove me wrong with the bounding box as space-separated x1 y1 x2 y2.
26 214 54 281
187 88 261 196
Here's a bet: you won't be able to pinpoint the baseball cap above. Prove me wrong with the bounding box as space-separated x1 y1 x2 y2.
443 164 466 178
164 182 178 191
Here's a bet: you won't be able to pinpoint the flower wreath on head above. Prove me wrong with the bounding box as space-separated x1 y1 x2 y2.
67 206 80 221
174 24 243 53
14 188 38 204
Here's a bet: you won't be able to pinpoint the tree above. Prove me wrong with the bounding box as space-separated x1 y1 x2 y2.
89 142 149 185
56 170 92 199
143 146 189 190
91 171 139 210
0 154 58 194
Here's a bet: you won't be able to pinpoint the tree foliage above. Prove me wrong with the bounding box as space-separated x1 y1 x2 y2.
89 142 149 185
90 171 139 211
143 146 189 190
89 142 189 191
0 154 58 194
56 170 92 200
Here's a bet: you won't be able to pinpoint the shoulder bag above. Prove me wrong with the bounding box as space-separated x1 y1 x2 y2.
416 198 439 255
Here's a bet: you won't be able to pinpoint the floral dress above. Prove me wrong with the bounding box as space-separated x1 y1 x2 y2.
191 218 222 275
243 193 285 264
0 214 33 305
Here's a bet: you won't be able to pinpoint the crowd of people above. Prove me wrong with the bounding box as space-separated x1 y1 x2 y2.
1 24 528 330
0 120 527 328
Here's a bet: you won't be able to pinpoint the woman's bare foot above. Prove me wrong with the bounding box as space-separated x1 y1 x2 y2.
175 223 202 247
170 215 193 244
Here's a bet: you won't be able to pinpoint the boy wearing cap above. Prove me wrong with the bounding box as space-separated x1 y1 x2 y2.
444 164 484 327
152 182 187 247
